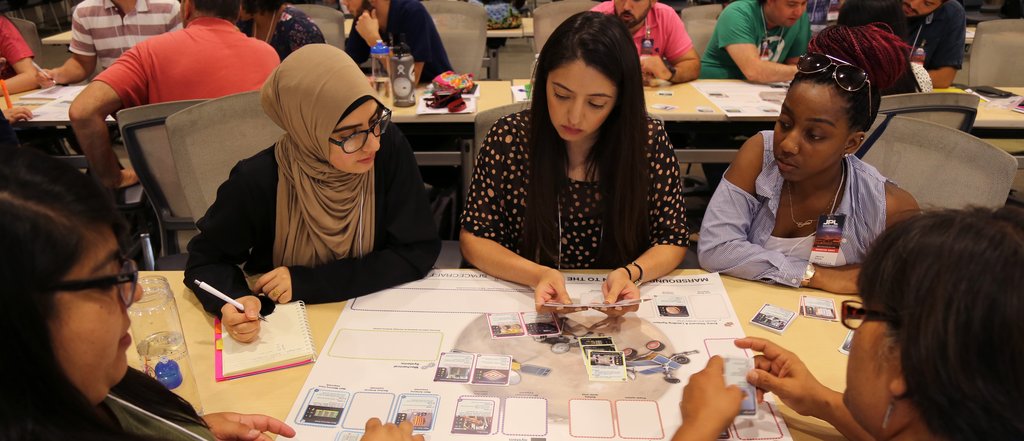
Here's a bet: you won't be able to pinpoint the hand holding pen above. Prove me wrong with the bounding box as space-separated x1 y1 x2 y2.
195 280 270 343
32 61 57 88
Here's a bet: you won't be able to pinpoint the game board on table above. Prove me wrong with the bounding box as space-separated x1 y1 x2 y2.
285 270 793 440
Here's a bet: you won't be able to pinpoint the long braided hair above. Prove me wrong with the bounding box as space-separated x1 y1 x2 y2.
800 24 911 131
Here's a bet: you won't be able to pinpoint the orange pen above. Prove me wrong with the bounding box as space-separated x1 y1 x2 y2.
0 79 11 109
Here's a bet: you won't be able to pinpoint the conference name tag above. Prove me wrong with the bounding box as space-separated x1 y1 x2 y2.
809 214 845 266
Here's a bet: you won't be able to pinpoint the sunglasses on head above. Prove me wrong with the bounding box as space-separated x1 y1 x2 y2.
797 52 871 93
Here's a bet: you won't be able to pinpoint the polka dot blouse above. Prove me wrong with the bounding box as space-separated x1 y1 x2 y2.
461 110 689 269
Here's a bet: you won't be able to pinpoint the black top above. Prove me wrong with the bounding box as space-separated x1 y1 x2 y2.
345 0 453 82
185 125 441 315
461 111 689 269
905 0 966 71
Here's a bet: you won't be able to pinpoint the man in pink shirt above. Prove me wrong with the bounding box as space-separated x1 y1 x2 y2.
592 0 700 84
69 0 280 189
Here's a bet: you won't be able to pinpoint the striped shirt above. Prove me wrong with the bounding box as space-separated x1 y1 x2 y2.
698 130 889 287
70 0 181 70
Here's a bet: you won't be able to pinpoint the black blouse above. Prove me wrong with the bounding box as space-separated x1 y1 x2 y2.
461 111 689 269
185 126 441 315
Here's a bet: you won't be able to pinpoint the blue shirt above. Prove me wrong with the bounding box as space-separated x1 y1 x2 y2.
698 131 889 287
905 0 966 70
345 0 453 82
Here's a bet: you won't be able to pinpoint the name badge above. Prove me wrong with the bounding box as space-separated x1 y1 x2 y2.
759 39 771 61
809 214 845 266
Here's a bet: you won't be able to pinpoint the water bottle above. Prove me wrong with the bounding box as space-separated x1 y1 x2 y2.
390 33 416 107
910 46 926 67
371 39 391 98
640 27 656 86
128 276 203 414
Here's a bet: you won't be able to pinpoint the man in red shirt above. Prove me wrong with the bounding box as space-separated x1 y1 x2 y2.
69 0 280 189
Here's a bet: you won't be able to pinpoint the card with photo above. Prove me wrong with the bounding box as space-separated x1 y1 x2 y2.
839 330 854 355
522 311 561 336
579 337 614 347
451 398 496 435
586 350 627 381
434 352 475 383
471 354 513 386
750 304 797 334
800 295 838 321
655 293 690 317
487 313 525 338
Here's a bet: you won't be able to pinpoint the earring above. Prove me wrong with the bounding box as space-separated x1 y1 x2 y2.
843 153 852 158
881 401 895 429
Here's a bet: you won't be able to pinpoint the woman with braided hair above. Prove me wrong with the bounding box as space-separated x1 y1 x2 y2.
698 24 919 294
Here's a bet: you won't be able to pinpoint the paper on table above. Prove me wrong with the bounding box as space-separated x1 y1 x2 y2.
20 85 87 101
692 81 786 117
511 85 529 103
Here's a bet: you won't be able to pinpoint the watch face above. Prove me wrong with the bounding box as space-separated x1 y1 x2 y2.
393 78 412 97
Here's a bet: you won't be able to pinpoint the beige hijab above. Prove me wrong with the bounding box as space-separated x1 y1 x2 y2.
261 44 378 267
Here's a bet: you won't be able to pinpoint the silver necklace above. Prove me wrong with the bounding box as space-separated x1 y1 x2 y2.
786 161 845 228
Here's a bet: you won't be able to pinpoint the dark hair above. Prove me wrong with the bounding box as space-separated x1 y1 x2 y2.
859 207 1024 440
522 12 650 267
837 0 908 36
0 148 206 441
799 24 911 131
241 0 284 15
837 0 920 94
193 0 242 21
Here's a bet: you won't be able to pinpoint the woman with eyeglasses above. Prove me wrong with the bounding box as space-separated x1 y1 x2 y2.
185 44 440 343
698 24 919 294
460 12 689 313
673 206 1024 440
0 147 428 440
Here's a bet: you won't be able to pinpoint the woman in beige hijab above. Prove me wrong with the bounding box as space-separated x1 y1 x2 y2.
185 44 440 343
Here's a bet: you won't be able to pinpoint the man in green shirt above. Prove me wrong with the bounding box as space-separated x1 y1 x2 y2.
700 0 810 82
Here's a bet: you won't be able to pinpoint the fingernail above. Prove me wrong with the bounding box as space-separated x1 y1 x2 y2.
247 429 260 438
747 371 757 382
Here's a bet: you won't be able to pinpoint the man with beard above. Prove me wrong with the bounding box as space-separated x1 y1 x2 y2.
902 0 965 89
592 0 700 84
700 0 810 83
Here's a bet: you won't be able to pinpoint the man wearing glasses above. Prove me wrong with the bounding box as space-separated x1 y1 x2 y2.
699 0 811 83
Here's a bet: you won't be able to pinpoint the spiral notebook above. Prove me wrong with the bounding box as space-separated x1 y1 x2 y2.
214 301 316 381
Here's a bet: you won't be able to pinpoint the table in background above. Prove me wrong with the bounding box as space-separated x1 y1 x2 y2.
42 29 72 45
148 269 851 441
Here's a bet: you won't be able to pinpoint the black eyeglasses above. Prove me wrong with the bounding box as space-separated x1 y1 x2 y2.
328 106 392 154
797 52 870 92
841 300 899 331
50 258 139 308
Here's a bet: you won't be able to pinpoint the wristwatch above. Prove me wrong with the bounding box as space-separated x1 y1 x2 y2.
665 63 677 81
801 263 816 287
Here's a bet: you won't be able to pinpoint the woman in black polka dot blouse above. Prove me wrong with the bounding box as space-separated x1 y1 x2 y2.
460 12 689 314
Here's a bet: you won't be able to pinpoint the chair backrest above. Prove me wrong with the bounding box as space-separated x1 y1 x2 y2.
423 1 488 78
166 91 286 222
680 4 722 26
969 19 1024 86
466 102 528 197
118 99 206 254
859 92 979 157
862 116 1016 209
532 1 599 53
8 17 43 56
685 19 716 58
292 4 347 49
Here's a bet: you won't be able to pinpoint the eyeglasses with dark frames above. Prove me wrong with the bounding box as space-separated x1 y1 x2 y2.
328 106 392 154
841 300 899 331
50 258 139 308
